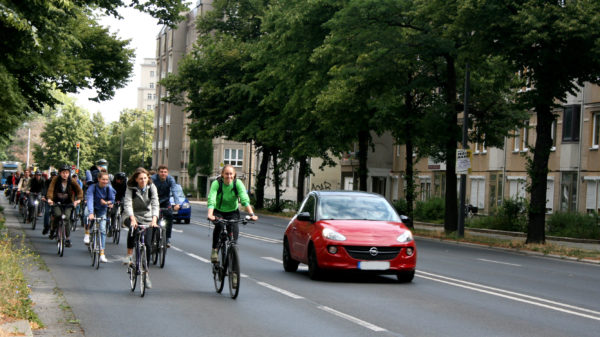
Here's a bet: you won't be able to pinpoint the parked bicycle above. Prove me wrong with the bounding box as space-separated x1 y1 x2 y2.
128 224 151 297
52 202 73 257
210 216 251 299
150 207 170 268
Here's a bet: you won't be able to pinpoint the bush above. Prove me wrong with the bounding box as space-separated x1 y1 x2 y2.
392 199 408 215
467 198 528 232
547 212 600 239
414 197 445 222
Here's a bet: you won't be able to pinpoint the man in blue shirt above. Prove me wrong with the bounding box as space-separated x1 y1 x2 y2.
86 172 116 263
151 165 180 247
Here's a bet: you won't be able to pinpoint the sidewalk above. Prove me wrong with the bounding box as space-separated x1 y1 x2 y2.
0 198 84 337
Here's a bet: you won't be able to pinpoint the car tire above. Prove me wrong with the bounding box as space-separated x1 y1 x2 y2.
184 219 190 224
282 239 299 272
308 245 323 280
397 270 415 283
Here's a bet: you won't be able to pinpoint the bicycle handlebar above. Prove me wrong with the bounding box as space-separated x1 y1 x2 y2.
209 216 253 225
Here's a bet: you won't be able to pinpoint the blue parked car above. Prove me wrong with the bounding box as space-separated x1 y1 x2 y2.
170 184 191 224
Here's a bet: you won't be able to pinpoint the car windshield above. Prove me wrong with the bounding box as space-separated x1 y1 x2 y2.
170 184 186 203
318 195 400 222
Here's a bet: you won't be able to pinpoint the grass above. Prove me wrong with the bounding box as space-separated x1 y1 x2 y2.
0 214 43 328
413 228 600 261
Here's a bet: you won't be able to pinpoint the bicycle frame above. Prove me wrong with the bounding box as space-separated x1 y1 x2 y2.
52 203 73 257
129 224 150 297
211 217 249 299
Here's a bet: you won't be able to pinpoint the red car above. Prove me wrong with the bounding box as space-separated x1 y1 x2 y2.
283 191 416 282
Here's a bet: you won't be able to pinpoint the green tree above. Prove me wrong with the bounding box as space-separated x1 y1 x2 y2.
105 109 153 175
463 0 600 243
0 0 187 144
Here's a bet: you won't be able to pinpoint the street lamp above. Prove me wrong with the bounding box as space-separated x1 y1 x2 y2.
24 122 31 169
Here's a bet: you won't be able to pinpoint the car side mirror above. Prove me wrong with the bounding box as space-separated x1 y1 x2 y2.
400 215 413 228
297 212 313 222
186 193 192 198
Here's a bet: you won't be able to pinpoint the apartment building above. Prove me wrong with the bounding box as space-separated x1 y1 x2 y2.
153 1 213 187
136 58 158 112
392 83 600 215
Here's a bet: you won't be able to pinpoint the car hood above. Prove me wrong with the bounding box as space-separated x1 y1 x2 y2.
318 220 411 245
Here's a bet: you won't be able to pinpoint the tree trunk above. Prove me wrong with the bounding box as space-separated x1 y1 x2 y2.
444 55 458 233
255 147 271 209
296 156 308 204
527 104 553 244
358 129 369 191
272 150 282 211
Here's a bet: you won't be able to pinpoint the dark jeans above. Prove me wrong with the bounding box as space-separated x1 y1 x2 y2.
212 210 240 249
43 202 51 230
125 218 153 264
160 204 173 240
51 205 73 239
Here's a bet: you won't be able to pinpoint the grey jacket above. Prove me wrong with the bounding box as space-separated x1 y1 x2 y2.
123 184 159 225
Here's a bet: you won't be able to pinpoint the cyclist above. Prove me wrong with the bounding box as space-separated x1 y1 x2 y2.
109 172 127 232
86 171 116 263
207 165 258 263
123 167 159 288
150 165 180 248
17 170 31 211
85 159 112 187
24 171 44 223
47 165 83 247
42 171 57 235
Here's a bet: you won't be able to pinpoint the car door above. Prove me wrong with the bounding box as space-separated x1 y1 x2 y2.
290 194 316 260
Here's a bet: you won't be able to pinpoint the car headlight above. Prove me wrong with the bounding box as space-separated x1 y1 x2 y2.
322 228 346 241
397 231 414 243
182 202 190 209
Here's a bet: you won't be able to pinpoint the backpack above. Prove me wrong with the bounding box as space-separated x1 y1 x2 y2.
217 176 239 209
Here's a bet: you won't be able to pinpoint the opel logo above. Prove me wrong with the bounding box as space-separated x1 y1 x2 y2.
369 247 378 256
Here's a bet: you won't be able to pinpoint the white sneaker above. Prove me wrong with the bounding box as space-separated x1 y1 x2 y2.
83 234 90 245
100 254 108 263
122 255 132 265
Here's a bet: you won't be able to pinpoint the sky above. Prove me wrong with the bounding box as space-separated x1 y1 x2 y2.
73 7 162 123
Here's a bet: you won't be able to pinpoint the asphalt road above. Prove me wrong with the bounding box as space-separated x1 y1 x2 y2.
14 203 600 336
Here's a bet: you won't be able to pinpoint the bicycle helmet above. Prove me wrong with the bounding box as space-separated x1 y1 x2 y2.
59 164 71 172
115 172 127 180
50 171 57 177
96 159 108 167
34 171 42 175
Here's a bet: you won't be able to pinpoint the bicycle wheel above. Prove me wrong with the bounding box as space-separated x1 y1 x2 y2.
90 231 97 266
57 224 64 257
23 204 28 224
94 231 101 269
151 229 159 265
129 250 137 292
31 205 37 230
159 228 167 268
113 214 121 244
213 246 226 293
140 246 147 297
227 245 240 299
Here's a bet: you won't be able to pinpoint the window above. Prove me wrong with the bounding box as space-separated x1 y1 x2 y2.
488 173 503 209
300 195 316 219
224 149 243 167
585 178 600 213
508 177 526 200
551 120 557 150
419 177 431 201
147 105 152 111
149 83 155 89
433 172 446 198
150 71 155 77
469 177 486 209
560 172 578 212
513 128 520 152
592 113 600 149
514 122 529 152
546 178 555 214
562 105 580 142
522 121 529 151
147 93 153 100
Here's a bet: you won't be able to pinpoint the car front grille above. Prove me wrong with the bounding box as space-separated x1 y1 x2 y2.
343 246 401 261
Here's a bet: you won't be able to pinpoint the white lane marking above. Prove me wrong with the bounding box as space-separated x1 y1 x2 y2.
417 271 600 321
477 258 522 267
172 228 183 233
261 257 307 270
257 282 304 299
171 246 211 263
318 306 387 332
191 220 282 243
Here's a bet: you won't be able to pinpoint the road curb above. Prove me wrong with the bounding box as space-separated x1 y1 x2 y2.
0 319 32 336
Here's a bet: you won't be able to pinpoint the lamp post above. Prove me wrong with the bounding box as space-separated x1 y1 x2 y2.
142 112 147 167
458 63 470 238
24 123 31 169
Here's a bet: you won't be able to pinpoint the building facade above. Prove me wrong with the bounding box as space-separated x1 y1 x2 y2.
137 58 158 112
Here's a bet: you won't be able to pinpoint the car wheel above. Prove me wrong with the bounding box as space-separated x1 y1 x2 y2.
282 239 299 272
397 270 415 283
307 245 322 280
184 219 190 224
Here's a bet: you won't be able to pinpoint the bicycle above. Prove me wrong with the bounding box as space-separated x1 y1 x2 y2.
20 193 29 223
128 224 151 297
110 201 122 245
210 216 250 299
150 207 170 268
29 192 41 230
88 214 109 269
52 203 73 257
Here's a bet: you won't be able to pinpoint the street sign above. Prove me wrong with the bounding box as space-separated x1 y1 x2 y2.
71 165 76 170
456 149 472 174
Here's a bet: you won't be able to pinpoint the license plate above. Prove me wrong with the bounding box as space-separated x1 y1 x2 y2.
358 261 390 270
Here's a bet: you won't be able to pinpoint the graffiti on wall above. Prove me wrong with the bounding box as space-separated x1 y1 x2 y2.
311 181 332 191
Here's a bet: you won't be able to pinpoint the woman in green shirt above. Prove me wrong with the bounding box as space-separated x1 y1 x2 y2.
207 165 258 262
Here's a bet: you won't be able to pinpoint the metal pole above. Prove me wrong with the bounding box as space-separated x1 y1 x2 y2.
119 132 124 172
76 147 80 171
142 113 146 167
26 127 31 169
458 63 470 237
248 140 253 195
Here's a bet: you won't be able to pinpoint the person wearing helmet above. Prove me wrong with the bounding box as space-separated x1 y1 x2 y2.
24 171 44 223
85 159 109 186
16 170 31 212
47 165 83 246
42 171 58 235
